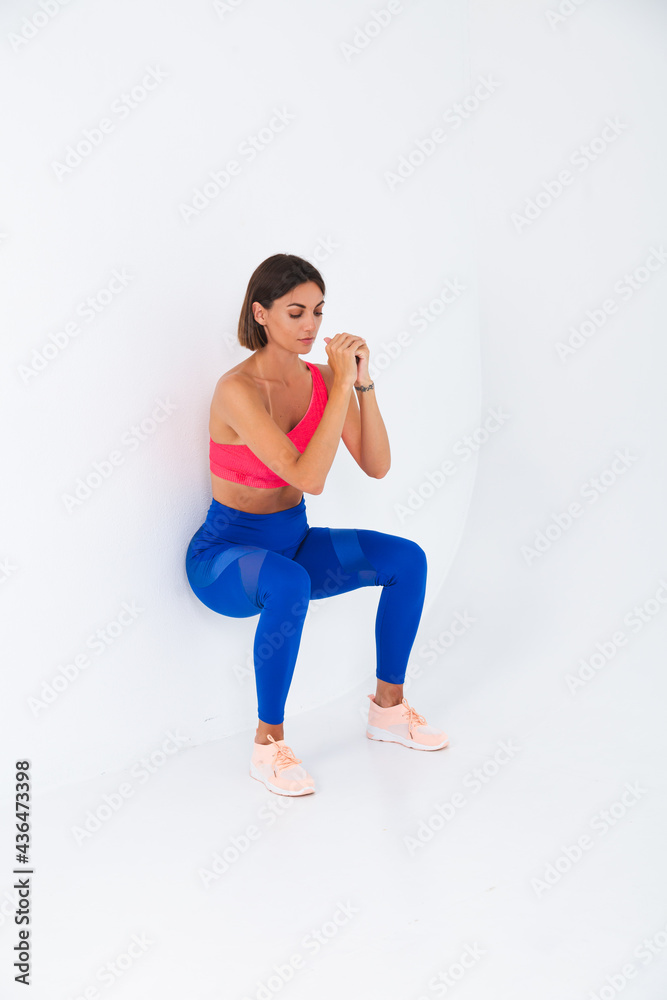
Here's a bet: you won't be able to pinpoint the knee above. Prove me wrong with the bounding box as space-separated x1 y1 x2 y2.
411 539 428 573
395 537 428 582
284 562 312 618
261 558 311 612
289 560 312 601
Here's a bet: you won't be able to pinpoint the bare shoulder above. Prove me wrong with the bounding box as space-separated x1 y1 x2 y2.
212 364 259 407
210 366 263 441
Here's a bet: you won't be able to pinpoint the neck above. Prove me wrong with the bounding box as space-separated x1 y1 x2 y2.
250 345 308 384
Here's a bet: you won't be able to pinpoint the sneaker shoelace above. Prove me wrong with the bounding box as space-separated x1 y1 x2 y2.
401 698 427 736
266 733 302 772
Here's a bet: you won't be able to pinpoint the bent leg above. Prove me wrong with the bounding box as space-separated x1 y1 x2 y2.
186 541 311 726
292 527 427 684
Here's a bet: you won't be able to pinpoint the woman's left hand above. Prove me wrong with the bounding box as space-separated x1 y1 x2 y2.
324 335 370 386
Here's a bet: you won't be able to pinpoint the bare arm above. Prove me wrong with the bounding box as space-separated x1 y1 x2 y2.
215 376 351 494
293 378 354 493
339 381 391 477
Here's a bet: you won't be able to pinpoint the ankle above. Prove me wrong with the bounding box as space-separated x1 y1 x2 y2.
255 731 284 745
373 697 402 709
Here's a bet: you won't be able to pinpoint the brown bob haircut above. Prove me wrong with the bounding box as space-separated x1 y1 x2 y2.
238 253 326 351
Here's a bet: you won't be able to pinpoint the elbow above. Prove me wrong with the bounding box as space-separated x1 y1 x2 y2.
291 455 324 495
371 465 391 480
296 474 324 495
289 460 322 495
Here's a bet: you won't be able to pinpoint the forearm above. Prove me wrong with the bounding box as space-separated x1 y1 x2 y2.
356 383 391 477
293 380 352 493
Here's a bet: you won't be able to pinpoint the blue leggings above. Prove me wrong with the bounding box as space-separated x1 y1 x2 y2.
184 496 427 725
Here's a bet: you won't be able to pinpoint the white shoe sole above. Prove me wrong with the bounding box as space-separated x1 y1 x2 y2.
366 724 449 751
249 762 315 796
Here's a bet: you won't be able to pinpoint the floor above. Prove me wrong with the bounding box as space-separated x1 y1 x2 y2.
10 460 667 999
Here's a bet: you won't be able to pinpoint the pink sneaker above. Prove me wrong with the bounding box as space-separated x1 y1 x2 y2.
249 734 315 796
366 695 449 750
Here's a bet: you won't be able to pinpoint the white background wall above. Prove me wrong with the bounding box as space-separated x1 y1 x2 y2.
2 0 666 887
2 0 484 789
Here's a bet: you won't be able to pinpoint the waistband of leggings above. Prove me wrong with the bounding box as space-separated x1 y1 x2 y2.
202 495 307 535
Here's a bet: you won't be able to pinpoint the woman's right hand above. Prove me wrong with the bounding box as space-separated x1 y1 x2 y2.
323 334 366 388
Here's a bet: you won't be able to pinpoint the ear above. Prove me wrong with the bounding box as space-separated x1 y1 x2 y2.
252 301 265 326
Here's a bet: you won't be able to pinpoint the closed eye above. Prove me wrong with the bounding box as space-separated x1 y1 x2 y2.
289 312 323 318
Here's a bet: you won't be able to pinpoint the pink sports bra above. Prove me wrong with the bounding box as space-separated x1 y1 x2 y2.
209 361 329 489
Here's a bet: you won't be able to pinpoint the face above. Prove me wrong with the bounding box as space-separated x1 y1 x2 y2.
253 281 324 350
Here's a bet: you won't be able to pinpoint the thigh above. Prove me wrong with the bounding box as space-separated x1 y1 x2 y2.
291 525 427 598
186 541 268 618
186 539 312 619
291 526 380 598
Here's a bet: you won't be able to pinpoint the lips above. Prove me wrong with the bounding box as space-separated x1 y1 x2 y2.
299 338 314 342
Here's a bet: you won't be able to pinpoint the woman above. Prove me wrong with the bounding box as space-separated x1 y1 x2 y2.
185 254 448 797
